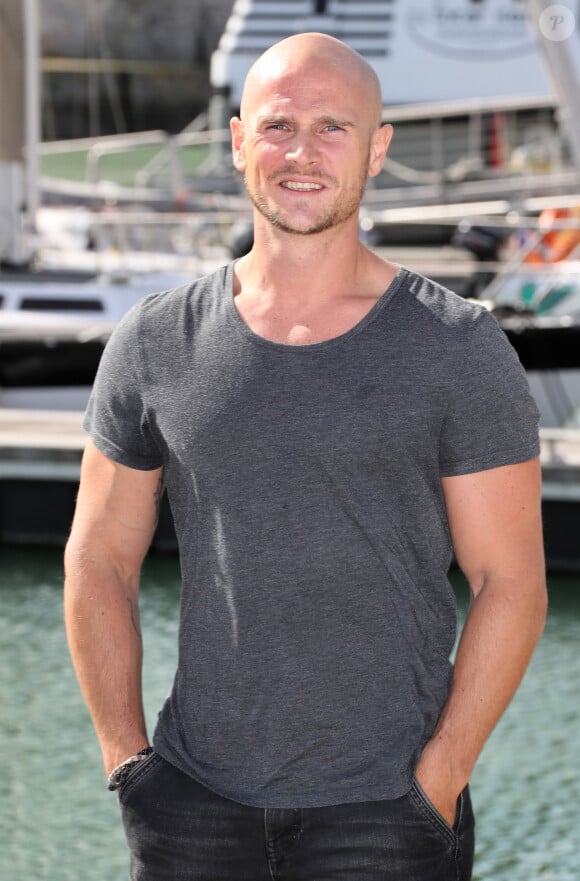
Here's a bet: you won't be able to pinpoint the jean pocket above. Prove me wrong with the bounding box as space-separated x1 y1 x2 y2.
409 778 459 846
118 751 161 802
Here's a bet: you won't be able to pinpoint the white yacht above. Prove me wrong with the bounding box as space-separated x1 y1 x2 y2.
210 0 553 108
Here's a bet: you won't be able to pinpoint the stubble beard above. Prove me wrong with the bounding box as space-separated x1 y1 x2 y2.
245 164 369 236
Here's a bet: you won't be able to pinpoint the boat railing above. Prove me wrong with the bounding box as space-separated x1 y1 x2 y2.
37 92 577 214
134 112 210 188
476 209 580 309
38 127 239 206
35 205 252 273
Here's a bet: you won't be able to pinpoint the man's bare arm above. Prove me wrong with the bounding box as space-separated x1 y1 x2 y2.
64 440 164 775
415 457 547 823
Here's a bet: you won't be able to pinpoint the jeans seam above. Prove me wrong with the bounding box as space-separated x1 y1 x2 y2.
264 809 277 881
452 789 466 878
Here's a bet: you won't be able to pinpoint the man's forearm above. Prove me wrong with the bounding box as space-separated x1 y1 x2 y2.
416 572 547 817
64 558 149 774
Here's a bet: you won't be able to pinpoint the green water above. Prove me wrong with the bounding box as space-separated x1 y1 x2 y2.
0 547 578 881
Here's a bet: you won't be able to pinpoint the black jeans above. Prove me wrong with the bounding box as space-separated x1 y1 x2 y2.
119 752 475 881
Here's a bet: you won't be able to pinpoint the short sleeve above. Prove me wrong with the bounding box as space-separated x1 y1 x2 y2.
83 301 164 470
439 309 540 476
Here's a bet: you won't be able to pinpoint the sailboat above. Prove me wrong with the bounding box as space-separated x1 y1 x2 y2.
0 0 206 410
475 0 580 426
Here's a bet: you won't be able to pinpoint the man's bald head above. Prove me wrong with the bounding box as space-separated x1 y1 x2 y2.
230 32 392 237
240 33 383 129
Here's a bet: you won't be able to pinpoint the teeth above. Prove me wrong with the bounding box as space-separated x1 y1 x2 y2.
281 181 323 191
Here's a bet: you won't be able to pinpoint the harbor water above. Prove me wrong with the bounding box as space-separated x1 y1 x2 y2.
1 546 578 881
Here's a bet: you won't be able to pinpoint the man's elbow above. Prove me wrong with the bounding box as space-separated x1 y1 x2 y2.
468 556 548 639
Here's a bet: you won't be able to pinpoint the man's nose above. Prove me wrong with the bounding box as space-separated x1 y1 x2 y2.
284 131 320 164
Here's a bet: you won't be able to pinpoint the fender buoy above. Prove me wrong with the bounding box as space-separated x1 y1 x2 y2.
524 206 580 264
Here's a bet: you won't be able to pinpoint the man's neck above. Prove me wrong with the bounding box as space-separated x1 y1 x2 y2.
236 220 371 304
232 219 398 345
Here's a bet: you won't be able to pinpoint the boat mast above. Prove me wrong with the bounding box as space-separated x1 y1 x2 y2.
24 0 41 235
528 0 580 172
0 0 40 265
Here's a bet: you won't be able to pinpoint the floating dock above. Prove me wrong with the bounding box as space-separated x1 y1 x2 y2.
1 409 579 569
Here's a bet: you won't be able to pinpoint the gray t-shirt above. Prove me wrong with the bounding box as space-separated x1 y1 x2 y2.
84 263 540 808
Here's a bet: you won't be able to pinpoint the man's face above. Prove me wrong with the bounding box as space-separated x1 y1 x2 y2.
231 59 387 237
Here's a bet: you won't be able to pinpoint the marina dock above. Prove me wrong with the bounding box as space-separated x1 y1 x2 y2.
0 408 579 569
0 409 175 550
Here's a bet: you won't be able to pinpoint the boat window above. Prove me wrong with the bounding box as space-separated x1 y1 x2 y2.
314 0 328 13
19 297 105 312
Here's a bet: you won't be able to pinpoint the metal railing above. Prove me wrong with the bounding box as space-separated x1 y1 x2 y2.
37 92 570 203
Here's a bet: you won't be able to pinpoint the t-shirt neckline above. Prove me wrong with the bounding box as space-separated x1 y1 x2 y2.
225 262 407 352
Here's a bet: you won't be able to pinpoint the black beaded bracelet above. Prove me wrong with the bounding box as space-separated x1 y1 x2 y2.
107 747 153 791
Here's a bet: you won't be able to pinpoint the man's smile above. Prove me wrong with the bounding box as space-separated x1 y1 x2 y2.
280 181 324 191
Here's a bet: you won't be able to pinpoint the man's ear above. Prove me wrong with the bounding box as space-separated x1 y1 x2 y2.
368 123 393 178
230 117 247 172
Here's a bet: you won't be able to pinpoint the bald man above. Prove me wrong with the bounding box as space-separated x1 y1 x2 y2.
65 33 546 881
